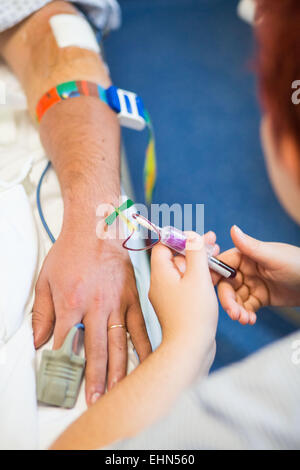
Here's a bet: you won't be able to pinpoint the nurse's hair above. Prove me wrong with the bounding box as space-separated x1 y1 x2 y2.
255 0 300 153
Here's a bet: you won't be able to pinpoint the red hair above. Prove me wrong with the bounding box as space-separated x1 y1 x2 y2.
255 0 300 153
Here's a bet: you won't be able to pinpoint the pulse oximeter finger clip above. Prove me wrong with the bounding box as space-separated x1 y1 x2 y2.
37 323 85 408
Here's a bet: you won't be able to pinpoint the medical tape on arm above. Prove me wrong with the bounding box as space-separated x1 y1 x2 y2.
49 14 100 53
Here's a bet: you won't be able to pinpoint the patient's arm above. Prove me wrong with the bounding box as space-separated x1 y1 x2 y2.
51 234 218 450
0 0 151 406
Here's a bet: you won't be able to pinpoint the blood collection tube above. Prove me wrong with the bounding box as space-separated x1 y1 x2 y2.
160 226 236 279
133 214 236 279
159 227 236 278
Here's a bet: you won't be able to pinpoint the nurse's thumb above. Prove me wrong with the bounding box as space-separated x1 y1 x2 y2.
32 280 55 348
231 225 275 266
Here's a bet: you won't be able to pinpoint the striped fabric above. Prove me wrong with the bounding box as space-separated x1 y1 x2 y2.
108 331 300 450
0 0 120 33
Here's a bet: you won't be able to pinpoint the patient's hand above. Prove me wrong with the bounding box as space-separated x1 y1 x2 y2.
216 225 300 325
32 227 151 406
0 0 152 407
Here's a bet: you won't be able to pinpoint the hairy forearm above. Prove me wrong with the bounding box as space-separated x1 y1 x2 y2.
51 336 213 450
40 96 121 230
0 1 121 223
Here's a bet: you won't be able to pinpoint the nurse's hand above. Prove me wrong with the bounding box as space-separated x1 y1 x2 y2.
149 232 218 369
32 229 151 406
216 225 300 325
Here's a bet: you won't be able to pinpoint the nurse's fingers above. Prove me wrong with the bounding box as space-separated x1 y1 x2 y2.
218 281 256 325
217 280 242 322
151 243 182 282
203 230 216 246
184 232 208 280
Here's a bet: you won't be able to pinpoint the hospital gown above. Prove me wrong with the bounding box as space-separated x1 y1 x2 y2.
107 330 300 450
0 0 121 33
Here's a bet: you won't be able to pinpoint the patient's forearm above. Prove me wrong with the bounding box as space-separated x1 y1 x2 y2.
51 336 213 450
0 1 121 216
